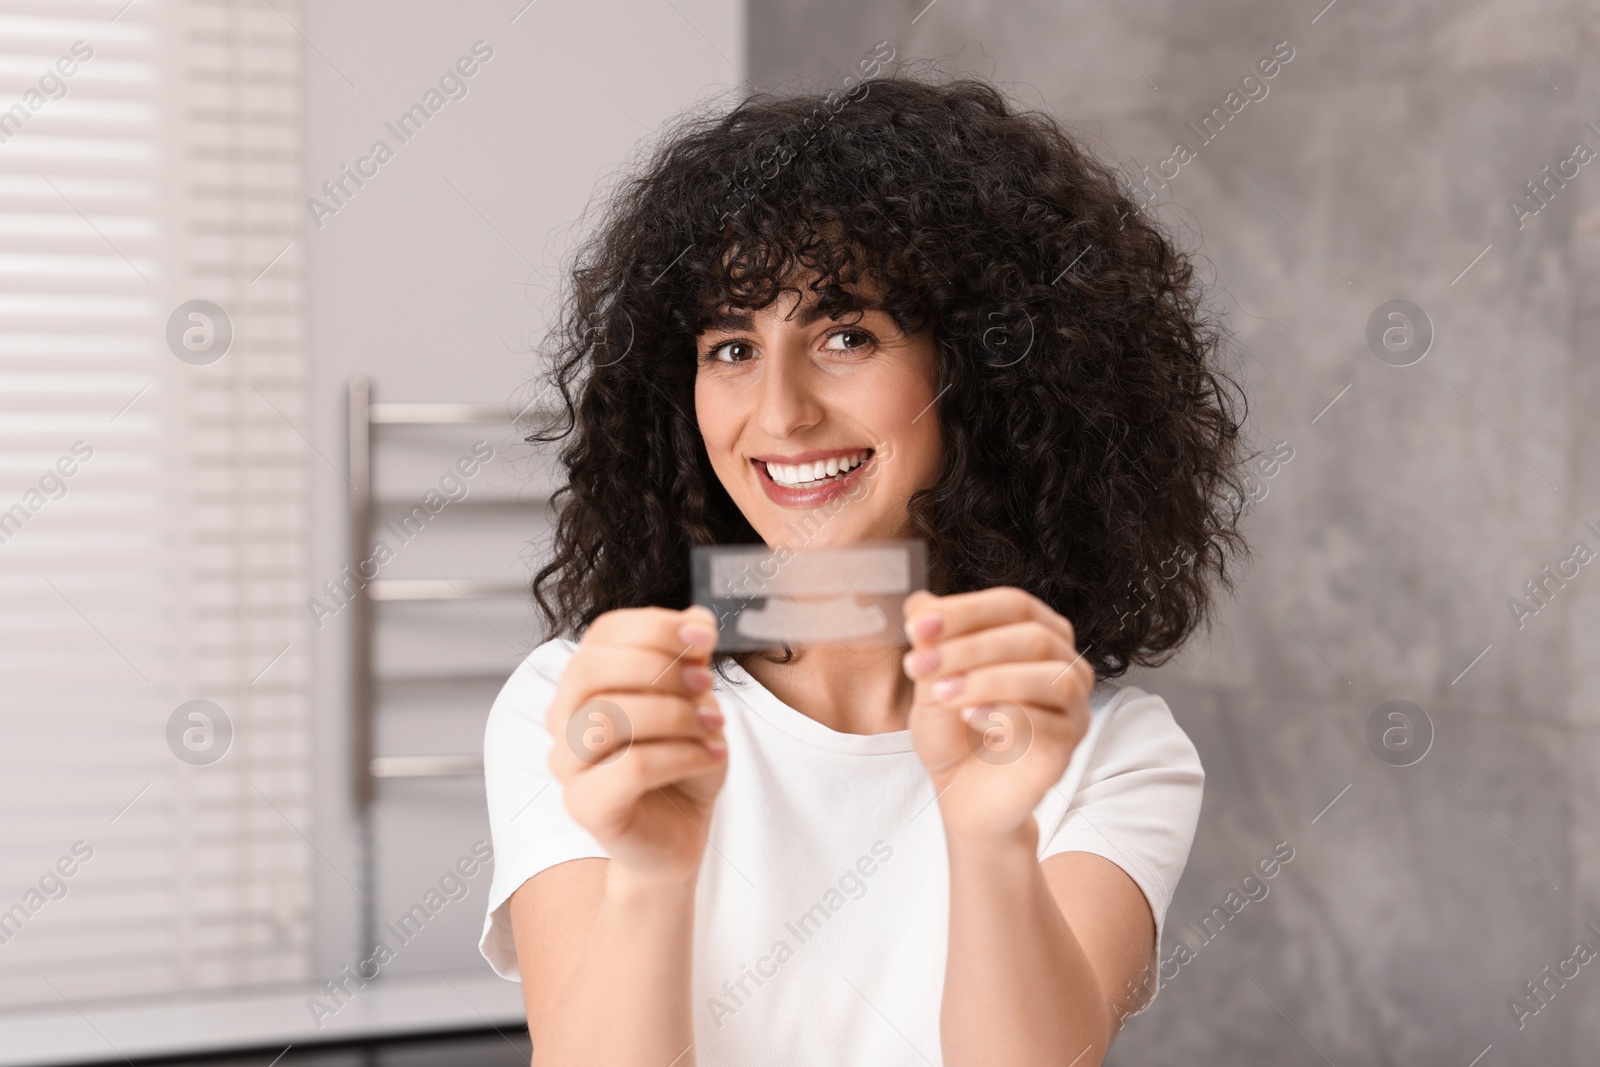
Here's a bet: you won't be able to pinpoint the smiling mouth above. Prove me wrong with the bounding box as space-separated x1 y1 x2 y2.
756 449 874 489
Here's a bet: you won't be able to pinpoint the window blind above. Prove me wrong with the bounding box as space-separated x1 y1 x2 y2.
0 0 312 1010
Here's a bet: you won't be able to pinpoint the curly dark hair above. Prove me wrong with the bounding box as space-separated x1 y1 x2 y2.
526 70 1256 680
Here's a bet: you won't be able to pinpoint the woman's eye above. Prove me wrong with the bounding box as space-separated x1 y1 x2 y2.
823 329 873 352
708 341 755 363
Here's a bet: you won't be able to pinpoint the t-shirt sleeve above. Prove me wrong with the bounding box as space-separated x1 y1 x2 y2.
479 637 611 981
1037 685 1204 1015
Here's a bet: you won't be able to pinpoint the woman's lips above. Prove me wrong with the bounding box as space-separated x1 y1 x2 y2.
753 449 874 508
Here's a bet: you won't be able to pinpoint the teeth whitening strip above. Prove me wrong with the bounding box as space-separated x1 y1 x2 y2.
692 540 928 651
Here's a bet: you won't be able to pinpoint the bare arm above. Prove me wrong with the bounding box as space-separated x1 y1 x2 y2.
510 857 700 1067
506 606 727 1067
942 826 1154 1066
899 588 1159 1067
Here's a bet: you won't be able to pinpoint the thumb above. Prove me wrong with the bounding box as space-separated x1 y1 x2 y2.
678 605 719 660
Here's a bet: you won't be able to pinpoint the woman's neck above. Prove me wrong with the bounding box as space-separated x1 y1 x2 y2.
741 642 914 735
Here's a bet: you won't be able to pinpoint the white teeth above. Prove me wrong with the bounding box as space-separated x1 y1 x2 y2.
764 450 870 488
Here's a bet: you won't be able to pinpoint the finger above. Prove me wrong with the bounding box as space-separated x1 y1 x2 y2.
583 605 718 662
904 586 1073 648
903 589 940 625
553 643 716 727
566 738 726 815
926 659 1094 715
550 694 721 774
905 620 1076 678
956 701 1052 764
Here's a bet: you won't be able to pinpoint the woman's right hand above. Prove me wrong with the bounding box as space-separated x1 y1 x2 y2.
544 605 728 883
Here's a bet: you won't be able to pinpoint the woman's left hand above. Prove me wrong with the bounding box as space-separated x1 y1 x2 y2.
901 587 1095 841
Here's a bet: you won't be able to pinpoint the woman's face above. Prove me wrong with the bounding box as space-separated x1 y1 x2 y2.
693 285 943 549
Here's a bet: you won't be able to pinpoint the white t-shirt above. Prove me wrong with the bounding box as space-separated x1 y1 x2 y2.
480 638 1204 1066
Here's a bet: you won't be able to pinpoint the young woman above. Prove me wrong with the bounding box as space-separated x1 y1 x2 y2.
479 73 1252 1066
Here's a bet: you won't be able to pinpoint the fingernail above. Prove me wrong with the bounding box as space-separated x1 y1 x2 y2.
698 707 723 732
910 613 943 641
704 737 727 757
932 675 964 700
683 666 713 693
679 622 715 647
959 705 986 723
904 649 939 677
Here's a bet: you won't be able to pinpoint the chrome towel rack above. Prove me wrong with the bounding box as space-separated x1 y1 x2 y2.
346 376 534 806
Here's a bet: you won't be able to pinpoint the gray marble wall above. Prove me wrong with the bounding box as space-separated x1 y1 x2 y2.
752 2 1599 1064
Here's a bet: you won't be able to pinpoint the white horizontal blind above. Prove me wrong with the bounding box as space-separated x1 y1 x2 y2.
0 0 312 1010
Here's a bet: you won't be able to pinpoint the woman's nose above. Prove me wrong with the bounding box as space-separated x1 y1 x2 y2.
757 348 824 438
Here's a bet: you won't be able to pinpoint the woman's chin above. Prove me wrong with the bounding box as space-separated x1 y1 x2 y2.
755 517 888 552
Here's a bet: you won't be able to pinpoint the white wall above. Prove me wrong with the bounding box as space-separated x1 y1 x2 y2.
301 0 745 979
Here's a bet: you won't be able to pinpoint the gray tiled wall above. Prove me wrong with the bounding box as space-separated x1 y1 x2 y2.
752 2 1599 1063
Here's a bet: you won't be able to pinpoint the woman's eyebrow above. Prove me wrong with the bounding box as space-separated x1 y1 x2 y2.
699 303 871 333
700 309 755 333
